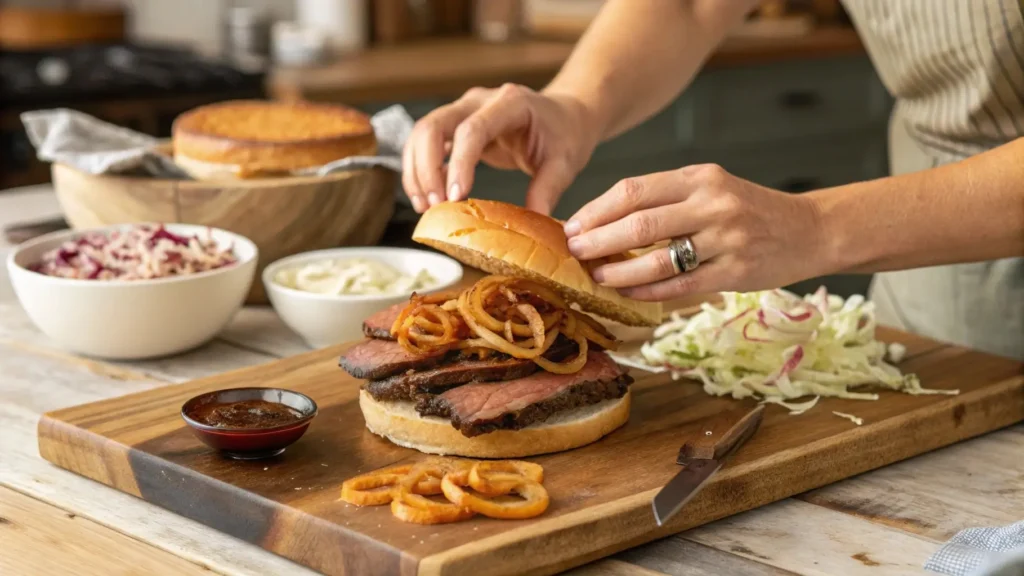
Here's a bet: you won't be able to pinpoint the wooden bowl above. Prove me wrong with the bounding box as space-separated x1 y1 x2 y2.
51 162 396 304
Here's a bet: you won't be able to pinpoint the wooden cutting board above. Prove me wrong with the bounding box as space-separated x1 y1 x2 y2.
37 328 1024 576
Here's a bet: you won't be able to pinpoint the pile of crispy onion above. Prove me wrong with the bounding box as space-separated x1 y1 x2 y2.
340 457 549 524
390 275 619 374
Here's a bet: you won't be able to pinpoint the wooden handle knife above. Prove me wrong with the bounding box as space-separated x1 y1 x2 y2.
652 404 765 526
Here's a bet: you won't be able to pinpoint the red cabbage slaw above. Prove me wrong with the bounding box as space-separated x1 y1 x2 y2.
635 287 958 415
29 224 237 281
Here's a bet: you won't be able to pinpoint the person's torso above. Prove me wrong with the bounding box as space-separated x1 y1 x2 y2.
842 0 1024 163
837 0 1024 360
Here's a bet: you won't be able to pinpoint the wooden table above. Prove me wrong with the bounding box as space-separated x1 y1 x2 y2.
268 27 866 104
2 186 1022 576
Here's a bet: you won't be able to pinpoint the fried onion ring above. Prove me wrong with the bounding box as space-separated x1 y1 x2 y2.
574 311 619 351
469 461 544 496
341 458 549 524
458 290 545 359
340 472 404 506
441 468 550 520
534 331 588 374
339 464 441 506
393 275 621 372
390 498 475 524
516 303 546 350
394 463 472 512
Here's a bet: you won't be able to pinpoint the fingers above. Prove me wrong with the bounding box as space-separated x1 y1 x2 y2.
405 96 483 212
447 84 532 205
416 120 449 207
563 170 690 238
618 260 725 302
567 198 711 261
402 139 426 213
590 231 719 288
524 157 574 216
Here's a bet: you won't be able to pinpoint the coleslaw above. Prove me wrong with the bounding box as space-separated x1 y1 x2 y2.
635 287 958 413
31 224 236 280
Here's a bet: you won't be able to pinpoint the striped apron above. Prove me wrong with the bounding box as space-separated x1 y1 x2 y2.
840 0 1024 360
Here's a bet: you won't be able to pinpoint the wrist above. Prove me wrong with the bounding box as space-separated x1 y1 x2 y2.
542 82 613 147
805 187 859 276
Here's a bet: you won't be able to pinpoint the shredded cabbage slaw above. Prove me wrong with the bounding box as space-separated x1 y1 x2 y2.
31 224 236 281
635 287 958 413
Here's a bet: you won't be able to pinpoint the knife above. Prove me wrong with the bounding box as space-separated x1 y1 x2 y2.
651 403 765 526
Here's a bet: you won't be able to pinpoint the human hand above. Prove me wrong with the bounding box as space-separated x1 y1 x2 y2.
402 84 600 215
563 164 827 301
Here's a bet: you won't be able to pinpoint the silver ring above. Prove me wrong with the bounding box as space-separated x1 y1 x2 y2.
669 237 699 274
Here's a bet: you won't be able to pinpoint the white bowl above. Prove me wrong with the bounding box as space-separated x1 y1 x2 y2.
7 224 258 360
262 247 464 349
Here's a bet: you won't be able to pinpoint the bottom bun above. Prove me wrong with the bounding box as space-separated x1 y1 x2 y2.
359 389 631 458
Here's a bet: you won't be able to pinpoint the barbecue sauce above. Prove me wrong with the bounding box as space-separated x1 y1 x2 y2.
189 399 304 429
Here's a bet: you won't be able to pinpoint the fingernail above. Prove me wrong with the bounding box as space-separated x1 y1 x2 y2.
591 267 606 283
567 236 583 258
563 220 581 238
448 182 461 202
411 196 426 213
427 193 442 206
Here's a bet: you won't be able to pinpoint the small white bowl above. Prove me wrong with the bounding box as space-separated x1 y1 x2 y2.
7 224 258 360
262 247 464 349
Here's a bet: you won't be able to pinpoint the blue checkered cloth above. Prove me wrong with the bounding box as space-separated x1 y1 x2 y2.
925 521 1024 576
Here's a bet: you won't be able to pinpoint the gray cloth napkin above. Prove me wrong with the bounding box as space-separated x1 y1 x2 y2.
20 104 413 181
21 108 188 178
926 521 1024 576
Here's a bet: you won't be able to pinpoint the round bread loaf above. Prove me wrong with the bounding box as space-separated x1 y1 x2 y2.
172 100 377 180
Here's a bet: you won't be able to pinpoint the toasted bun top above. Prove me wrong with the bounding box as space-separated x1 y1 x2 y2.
172 100 377 178
412 200 662 327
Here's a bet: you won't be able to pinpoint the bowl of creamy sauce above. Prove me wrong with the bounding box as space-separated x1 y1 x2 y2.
273 257 438 296
262 247 463 348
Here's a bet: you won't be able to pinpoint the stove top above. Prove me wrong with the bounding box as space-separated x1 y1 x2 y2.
0 43 266 107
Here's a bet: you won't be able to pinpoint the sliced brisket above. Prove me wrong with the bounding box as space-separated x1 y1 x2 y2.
362 291 462 340
338 338 446 380
417 352 631 437
364 357 538 401
362 302 405 340
361 336 581 401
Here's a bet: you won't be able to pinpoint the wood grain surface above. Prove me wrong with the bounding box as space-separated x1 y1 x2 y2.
0 486 210 576
50 163 396 304
36 326 1024 576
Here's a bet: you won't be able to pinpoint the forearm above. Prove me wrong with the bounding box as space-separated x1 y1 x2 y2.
812 138 1024 274
542 0 758 142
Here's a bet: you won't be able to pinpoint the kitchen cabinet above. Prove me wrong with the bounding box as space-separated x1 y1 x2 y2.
361 53 893 297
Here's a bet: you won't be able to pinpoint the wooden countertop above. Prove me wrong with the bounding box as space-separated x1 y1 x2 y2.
3 185 1024 576
269 26 865 105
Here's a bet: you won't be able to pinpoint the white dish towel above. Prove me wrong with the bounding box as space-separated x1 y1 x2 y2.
20 104 412 179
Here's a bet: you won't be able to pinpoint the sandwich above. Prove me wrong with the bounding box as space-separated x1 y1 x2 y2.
339 199 662 458
171 100 377 180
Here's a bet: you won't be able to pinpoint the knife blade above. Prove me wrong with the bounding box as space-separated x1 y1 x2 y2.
651 404 765 527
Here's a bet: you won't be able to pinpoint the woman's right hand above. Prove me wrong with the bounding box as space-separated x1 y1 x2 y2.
402 84 601 215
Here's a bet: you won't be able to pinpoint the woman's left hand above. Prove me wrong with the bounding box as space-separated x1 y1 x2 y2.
563 164 828 301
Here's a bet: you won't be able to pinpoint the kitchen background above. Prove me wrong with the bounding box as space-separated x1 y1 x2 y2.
0 0 893 297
